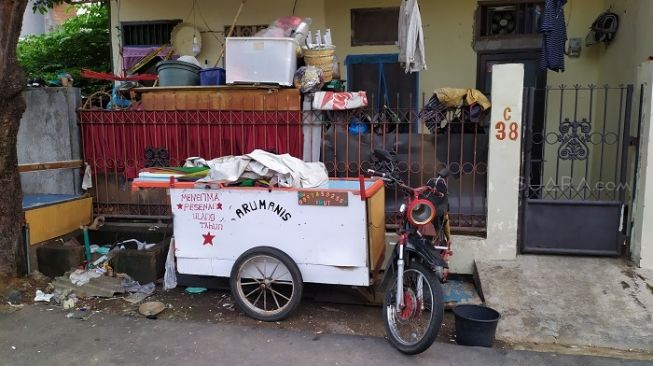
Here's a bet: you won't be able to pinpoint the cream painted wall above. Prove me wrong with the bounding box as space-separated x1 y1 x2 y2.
325 0 478 97
599 0 653 86
112 0 610 94
632 61 653 270
598 1 653 260
328 0 605 95
545 0 605 86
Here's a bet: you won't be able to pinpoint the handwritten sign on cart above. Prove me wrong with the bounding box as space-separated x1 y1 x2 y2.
298 191 348 207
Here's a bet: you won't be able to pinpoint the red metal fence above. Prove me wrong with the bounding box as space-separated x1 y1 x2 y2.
79 92 488 232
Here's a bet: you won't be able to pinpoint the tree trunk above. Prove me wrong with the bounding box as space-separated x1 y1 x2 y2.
0 0 29 276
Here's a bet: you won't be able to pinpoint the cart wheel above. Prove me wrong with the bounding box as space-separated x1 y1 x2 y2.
230 246 303 322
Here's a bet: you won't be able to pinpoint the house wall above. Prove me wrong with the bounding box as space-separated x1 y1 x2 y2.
111 0 607 95
599 0 653 86
325 0 478 93
596 0 653 229
46 3 77 30
21 1 46 37
545 0 605 86
21 2 77 38
327 0 606 93
632 61 653 270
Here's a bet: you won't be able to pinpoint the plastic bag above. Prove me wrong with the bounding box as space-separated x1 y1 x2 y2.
163 238 177 291
82 163 93 190
255 26 287 37
255 16 306 38
293 66 324 94
331 54 341 80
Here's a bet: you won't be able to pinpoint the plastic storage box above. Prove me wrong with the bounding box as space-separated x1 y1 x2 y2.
111 241 169 284
37 243 84 278
226 37 298 86
74 227 171 284
199 67 226 86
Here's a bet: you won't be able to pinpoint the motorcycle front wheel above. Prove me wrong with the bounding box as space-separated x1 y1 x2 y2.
383 261 444 355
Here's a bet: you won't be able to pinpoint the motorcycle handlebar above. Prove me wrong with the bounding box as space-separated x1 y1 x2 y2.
366 169 448 199
366 169 413 192
366 169 388 178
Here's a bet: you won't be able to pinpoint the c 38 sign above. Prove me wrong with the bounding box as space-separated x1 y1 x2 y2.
495 107 520 141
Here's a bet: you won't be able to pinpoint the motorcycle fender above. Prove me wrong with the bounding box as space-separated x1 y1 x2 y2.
405 238 449 270
378 240 448 290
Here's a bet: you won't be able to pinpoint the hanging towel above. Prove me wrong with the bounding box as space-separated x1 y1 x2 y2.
398 0 427 73
540 0 568 72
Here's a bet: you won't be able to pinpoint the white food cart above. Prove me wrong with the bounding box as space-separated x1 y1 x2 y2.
134 177 386 320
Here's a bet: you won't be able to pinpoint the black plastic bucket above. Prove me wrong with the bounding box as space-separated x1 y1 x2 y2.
453 304 501 347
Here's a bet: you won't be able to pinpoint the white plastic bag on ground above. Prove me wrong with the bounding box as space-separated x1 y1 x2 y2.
163 238 177 291
34 290 54 302
69 268 103 286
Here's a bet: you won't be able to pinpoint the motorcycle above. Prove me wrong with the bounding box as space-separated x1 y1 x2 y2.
367 149 452 355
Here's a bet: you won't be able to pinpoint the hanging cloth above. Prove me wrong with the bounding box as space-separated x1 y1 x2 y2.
398 0 427 73
540 0 568 72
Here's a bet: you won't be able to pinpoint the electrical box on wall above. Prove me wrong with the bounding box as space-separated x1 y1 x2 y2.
567 37 582 58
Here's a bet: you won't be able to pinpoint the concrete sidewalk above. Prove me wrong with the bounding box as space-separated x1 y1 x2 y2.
0 306 650 366
476 256 653 353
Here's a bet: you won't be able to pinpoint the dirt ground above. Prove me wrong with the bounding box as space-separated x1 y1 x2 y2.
1 274 470 346
76 287 461 345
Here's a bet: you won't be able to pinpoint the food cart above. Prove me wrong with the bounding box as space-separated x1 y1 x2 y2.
133 177 386 321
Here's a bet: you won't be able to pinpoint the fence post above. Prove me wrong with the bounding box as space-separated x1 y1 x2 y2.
485 64 524 261
631 61 653 270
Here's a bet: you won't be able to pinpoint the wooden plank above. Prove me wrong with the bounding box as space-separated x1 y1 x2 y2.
135 85 285 92
18 160 83 173
139 87 300 111
24 197 93 245
366 184 386 274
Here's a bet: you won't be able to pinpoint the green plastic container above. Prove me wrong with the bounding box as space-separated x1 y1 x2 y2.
156 60 201 86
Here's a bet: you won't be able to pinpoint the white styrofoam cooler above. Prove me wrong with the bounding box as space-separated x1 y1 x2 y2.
225 37 298 86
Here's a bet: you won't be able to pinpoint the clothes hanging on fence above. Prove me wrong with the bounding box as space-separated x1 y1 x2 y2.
419 95 448 134
419 88 491 134
398 0 427 73
540 0 568 72
433 88 491 110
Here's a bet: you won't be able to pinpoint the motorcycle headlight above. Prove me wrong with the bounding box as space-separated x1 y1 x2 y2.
399 203 407 213
407 199 436 226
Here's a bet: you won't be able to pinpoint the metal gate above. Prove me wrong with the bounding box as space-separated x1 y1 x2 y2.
520 85 641 255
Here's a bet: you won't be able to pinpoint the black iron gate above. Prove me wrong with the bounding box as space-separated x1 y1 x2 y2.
521 85 641 255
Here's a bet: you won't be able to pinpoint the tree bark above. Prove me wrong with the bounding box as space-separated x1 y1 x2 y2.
0 0 29 276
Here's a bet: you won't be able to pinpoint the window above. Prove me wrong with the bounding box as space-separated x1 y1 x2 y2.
351 7 399 46
121 20 182 46
476 1 543 38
